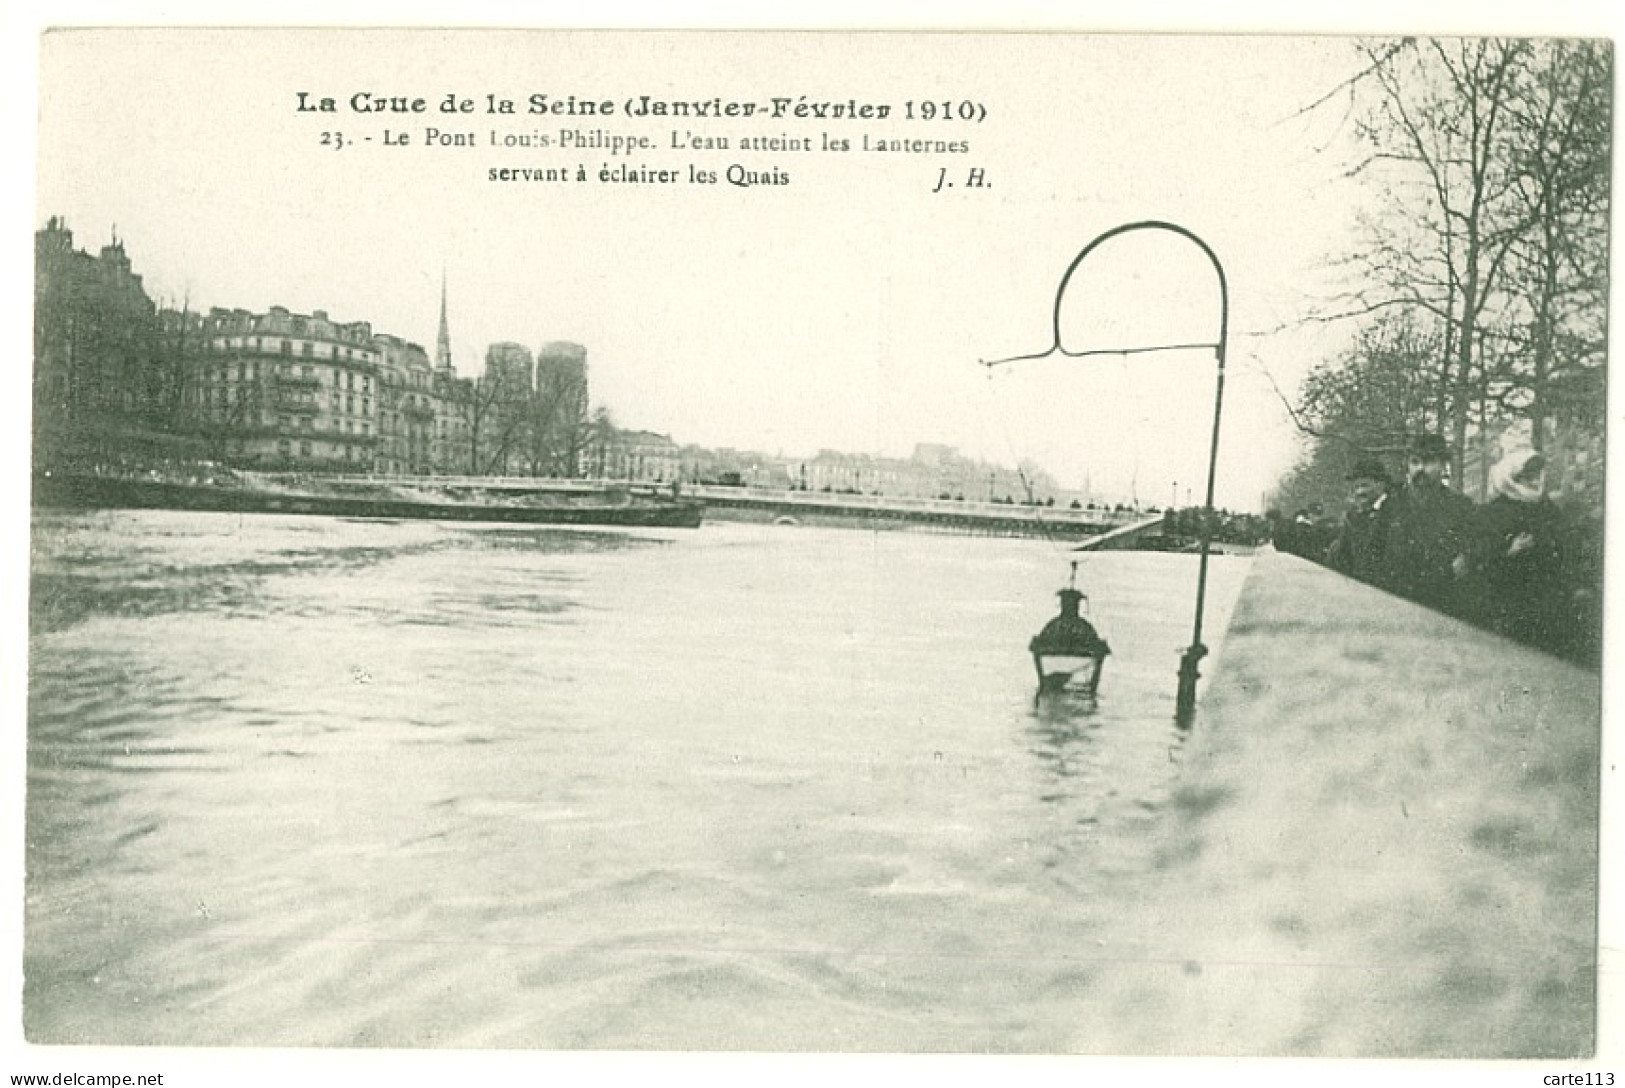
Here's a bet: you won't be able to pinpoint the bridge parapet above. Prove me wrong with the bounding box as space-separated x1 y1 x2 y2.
687 484 1147 529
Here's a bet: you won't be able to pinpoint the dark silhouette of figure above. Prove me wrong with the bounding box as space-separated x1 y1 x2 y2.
1276 503 1335 563
1325 457 1392 584
1470 446 1586 661
1381 433 1476 617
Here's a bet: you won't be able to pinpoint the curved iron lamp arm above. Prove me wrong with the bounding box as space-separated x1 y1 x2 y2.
983 220 1229 723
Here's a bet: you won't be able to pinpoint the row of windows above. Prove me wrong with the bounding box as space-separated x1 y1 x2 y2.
204 395 474 440
264 447 462 469
204 363 476 413
273 415 372 434
209 362 374 392
203 388 371 413
276 439 364 460
201 399 372 435
211 335 374 361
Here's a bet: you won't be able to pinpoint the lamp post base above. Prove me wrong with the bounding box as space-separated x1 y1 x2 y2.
1175 642 1208 725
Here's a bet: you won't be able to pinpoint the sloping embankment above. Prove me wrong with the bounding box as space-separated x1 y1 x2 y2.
1081 548 1603 1057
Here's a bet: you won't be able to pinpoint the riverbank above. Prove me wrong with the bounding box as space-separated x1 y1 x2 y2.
1079 547 1604 1057
31 470 704 529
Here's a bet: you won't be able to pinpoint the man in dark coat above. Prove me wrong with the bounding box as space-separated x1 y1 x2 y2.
1380 433 1477 617
1325 456 1392 584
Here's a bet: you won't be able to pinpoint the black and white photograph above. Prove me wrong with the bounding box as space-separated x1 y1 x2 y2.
7 6 1620 1083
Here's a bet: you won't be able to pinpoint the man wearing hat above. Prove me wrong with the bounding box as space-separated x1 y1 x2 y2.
1325 455 1392 583
1380 432 1477 616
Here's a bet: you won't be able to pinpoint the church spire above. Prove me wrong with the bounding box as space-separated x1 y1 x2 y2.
435 269 453 373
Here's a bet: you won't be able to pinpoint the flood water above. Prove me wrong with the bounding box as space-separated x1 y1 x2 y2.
25 511 1251 1051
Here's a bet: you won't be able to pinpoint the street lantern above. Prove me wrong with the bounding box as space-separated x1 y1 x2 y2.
1029 561 1111 699
983 220 1229 724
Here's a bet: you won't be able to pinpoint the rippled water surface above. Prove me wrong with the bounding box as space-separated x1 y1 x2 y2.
26 511 1251 1051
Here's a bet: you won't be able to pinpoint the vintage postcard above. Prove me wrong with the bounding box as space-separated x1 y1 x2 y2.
12 16 1618 1085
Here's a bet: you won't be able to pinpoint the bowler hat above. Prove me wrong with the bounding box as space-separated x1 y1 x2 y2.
1347 457 1389 484
1409 433 1450 460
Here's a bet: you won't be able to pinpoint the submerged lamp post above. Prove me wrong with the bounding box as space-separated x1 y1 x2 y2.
983 220 1228 724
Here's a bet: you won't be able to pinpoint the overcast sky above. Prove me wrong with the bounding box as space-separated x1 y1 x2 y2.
32 29 1403 509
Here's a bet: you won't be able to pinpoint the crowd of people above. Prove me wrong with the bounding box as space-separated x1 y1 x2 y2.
1276 433 1602 669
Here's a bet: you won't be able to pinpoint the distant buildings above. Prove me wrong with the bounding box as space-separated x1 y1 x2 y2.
586 436 1071 506
483 341 534 399
465 340 597 478
592 429 682 482
33 217 1062 500
32 220 486 478
479 342 535 476
535 341 590 477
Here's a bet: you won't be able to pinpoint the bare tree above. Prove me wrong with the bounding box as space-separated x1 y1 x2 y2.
527 365 591 477
465 375 509 476
1490 39 1611 481
1286 37 1609 505
583 406 617 479
1340 38 1534 481
1297 312 1448 453
153 300 208 435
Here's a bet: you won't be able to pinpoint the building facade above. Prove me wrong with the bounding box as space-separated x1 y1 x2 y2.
374 334 438 476
432 371 475 475
33 219 166 464
195 306 380 470
593 429 682 483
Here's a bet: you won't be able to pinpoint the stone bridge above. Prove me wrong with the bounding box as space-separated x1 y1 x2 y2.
324 474 1176 543
684 483 1160 541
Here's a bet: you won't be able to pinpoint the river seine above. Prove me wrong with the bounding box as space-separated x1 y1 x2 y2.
25 511 1251 1051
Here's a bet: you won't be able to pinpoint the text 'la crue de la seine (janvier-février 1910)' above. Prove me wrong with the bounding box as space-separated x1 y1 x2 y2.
297 90 990 189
